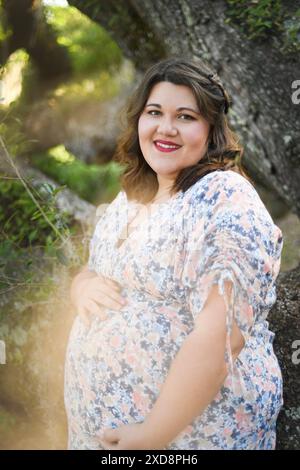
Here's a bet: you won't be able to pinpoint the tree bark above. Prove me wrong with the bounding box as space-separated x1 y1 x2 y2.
270 265 300 450
67 0 167 72
69 0 300 217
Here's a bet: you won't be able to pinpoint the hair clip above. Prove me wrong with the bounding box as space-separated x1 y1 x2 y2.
207 73 216 80
206 73 229 114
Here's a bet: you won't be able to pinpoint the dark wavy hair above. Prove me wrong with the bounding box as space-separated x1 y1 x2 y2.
113 57 252 203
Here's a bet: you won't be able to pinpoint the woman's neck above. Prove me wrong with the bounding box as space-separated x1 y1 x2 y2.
150 188 174 204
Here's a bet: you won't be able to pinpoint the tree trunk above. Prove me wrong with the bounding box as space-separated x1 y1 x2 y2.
270 265 300 450
0 0 71 82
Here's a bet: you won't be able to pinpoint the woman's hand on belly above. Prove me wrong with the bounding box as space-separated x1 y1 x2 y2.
99 422 164 450
70 268 127 325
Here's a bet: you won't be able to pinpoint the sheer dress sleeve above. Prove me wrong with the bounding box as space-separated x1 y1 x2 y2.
180 171 283 381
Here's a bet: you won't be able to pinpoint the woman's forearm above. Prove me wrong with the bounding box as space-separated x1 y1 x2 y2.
142 319 228 449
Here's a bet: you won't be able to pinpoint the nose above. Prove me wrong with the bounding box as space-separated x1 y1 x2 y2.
157 116 178 136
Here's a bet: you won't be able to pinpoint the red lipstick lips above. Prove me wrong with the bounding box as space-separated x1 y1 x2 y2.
154 140 182 153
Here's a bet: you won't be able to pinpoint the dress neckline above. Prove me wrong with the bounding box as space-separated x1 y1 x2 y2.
114 190 183 252
114 170 229 253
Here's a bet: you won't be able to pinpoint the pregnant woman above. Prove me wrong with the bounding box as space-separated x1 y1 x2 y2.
64 57 284 450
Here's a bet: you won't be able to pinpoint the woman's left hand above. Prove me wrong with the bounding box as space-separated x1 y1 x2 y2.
99 422 163 450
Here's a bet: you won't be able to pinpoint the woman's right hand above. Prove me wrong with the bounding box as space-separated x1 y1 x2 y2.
70 266 127 325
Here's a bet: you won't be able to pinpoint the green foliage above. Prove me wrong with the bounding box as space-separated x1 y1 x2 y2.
45 5 123 76
0 1 10 43
0 176 80 324
0 175 73 292
225 1 300 53
282 9 300 52
31 145 123 203
13 5 126 105
0 178 71 248
226 0 283 39
0 115 30 156
0 17 6 43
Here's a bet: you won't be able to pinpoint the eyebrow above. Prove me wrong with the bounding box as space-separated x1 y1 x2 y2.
145 103 200 115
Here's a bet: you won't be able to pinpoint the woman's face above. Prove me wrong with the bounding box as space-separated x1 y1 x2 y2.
138 81 210 185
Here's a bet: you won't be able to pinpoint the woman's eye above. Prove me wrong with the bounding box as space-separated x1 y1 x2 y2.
147 110 194 120
147 110 160 116
178 114 194 120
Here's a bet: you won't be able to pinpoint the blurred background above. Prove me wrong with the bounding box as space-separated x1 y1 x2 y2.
0 0 299 449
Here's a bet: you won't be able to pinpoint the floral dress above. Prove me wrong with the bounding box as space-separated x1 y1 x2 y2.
64 169 284 450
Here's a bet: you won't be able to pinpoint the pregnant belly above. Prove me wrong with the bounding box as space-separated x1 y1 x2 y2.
64 303 192 435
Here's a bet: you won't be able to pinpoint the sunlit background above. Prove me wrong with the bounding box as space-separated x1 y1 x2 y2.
0 0 136 449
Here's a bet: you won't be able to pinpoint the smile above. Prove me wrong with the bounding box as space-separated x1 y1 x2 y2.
153 141 182 153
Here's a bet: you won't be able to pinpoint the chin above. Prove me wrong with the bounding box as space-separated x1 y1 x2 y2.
148 160 179 173
153 168 179 178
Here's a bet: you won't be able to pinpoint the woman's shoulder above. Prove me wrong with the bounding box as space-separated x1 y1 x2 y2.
188 169 255 198
186 169 263 211
185 169 283 266
185 169 280 234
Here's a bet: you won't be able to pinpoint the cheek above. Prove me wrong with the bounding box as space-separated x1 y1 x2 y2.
183 123 210 147
137 117 143 140
138 116 153 141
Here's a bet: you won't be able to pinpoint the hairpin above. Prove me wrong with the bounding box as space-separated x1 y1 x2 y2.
206 73 229 114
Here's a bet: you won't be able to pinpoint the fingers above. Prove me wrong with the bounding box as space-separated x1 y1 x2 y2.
96 285 127 310
76 274 127 322
78 300 106 323
92 276 126 309
96 272 120 288
101 276 122 293
92 293 125 312
86 299 108 320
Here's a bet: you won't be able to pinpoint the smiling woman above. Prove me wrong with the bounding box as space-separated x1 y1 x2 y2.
112 57 250 205
64 57 283 450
